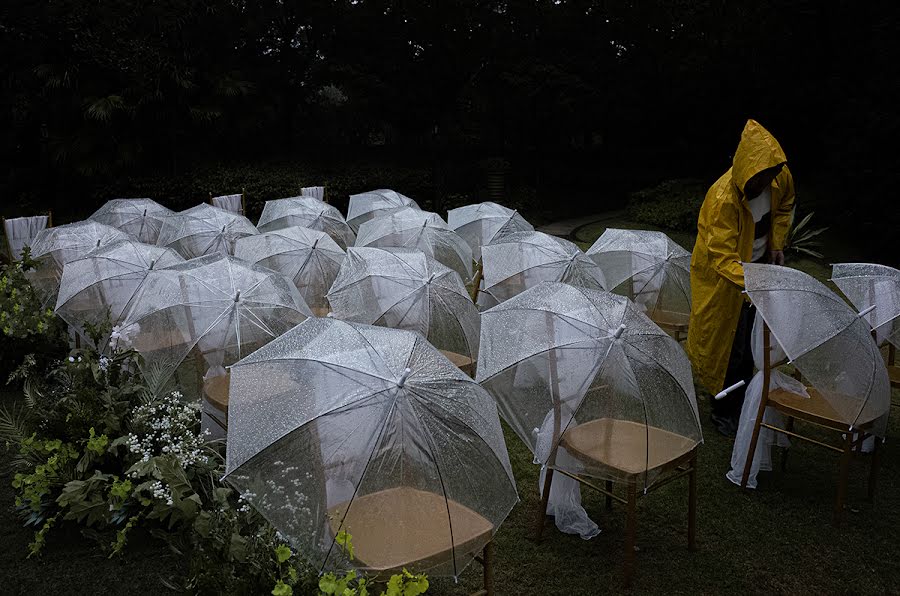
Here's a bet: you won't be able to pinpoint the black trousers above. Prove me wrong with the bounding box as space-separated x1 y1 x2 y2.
713 301 756 420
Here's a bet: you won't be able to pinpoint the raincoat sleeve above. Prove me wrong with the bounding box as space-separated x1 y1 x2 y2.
769 167 795 251
702 198 745 288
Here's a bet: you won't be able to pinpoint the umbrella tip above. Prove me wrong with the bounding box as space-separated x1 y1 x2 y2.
142 208 147 217
397 367 412 388
613 324 626 339
149 259 156 270
234 291 241 303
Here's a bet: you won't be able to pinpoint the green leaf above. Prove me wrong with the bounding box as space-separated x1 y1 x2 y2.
272 580 293 596
275 543 292 563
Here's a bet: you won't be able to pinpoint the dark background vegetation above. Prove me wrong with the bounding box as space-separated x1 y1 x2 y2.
2 1 898 259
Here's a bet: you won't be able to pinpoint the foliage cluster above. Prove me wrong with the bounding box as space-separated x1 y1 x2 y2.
0 250 68 376
1 330 319 594
626 178 707 232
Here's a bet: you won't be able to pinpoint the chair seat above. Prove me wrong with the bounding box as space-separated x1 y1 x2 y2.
203 372 230 413
768 386 879 431
327 486 493 575
559 418 697 479
439 350 475 376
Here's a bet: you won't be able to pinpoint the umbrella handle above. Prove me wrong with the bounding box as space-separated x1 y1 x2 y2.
714 379 746 400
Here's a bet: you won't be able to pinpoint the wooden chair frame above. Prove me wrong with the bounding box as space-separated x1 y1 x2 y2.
887 343 900 401
740 322 883 525
533 346 698 587
536 450 697 587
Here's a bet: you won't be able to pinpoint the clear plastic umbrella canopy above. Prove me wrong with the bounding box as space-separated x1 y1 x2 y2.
88 198 174 244
224 318 516 577
55 239 184 344
156 203 258 259
234 227 345 316
356 208 473 282
832 263 900 349
476 282 701 488
478 231 606 309
586 228 692 328
447 201 534 262
327 247 481 366
744 263 890 435
120 254 312 399
257 196 356 250
347 189 420 232
27 221 131 307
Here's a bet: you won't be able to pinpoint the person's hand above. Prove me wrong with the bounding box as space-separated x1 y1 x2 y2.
769 250 785 266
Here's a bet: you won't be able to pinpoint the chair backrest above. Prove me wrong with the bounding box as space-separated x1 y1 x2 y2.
210 192 245 215
300 186 325 202
3 214 51 261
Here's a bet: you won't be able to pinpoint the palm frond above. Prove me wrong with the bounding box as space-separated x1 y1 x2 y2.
83 96 126 122
794 246 825 258
0 404 32 446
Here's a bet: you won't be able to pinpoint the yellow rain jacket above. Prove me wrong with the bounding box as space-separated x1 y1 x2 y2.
687 120 795 393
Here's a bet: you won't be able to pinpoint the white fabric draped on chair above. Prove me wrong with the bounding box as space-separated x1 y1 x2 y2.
211 193 244 215
4 215 50 260
300 186 325 201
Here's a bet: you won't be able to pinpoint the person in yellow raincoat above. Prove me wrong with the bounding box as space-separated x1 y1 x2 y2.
687 119 795 436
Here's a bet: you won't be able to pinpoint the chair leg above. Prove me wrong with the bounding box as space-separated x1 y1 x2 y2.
868 436 882 504
535 468 554 543
688 453 697 552
605 480 613 510
482 541 494 596
624 481 637 588
740 399 768 488
780 417 795 472
834 432 853 526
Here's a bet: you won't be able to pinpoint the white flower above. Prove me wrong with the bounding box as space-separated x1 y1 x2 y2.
68 356 75 363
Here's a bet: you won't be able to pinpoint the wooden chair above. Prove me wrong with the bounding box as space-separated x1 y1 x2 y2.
740 322 883 525
328 486 495 595
649 309 689 343
534 365 698 587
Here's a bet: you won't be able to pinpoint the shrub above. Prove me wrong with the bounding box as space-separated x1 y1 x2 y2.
0 250 68 378
626 178 707 232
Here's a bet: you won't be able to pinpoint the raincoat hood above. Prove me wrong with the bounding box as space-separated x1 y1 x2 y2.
731 119 787 196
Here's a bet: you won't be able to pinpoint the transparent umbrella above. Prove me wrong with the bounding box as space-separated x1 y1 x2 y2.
586 228 692 334
120 254 312 401
356 208 473 282
744 263 890 435
27 221 131 307
476 282 701 490
347 189 419 232
89 198 174 244
55 239 184 345
831 263 900 349
257 196 356 250
224 318 517 577
234 227 345 317
327 247 480 373
447 201 534 262
157 204 258 259
478 231 606 309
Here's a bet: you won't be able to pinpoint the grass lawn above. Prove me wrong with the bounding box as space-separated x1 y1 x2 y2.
2 218 898 595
